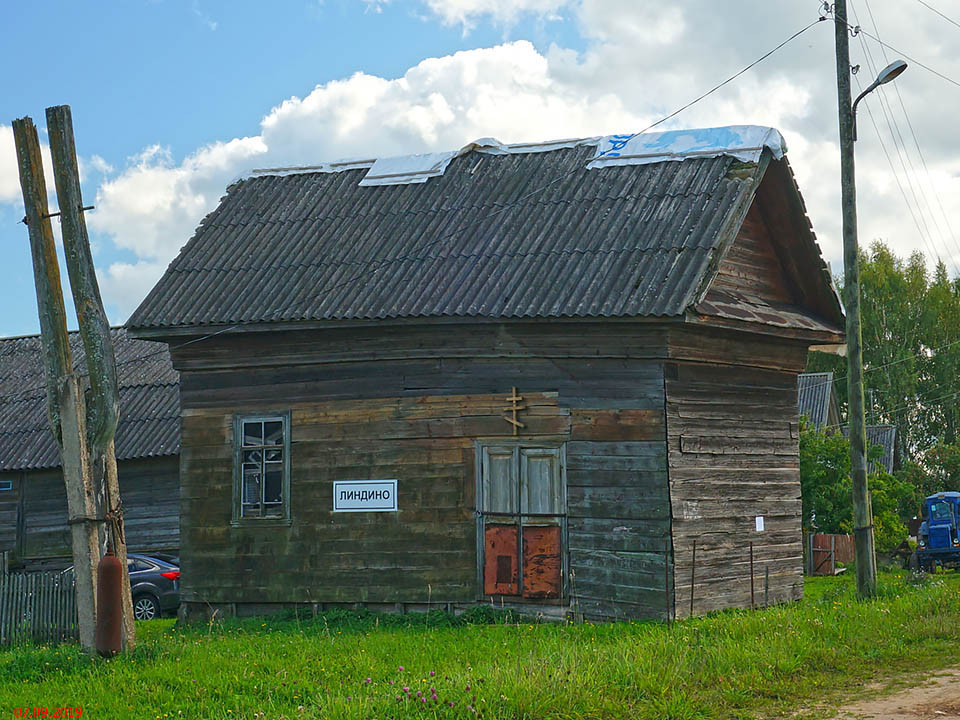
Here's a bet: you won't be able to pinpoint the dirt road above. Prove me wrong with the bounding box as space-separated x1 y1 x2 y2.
829 668 960 719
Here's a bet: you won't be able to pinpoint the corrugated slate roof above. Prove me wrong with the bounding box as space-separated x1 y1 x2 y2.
798 372 837 429
128 145 764 330
0 328 179 471
841 424 897 474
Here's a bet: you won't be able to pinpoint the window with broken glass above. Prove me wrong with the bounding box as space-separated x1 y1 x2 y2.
233 413 291 522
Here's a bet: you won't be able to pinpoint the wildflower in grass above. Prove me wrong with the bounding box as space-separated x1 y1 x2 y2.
365 677 371 684
430 670 435 676
398 665 404 671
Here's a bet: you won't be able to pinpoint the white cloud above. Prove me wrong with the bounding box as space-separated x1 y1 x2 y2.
364 0 571 26
96 260 168 320
191 0 217 31
0 123 60 211
0 126 20 205
90 136 266 261
91 39 640 275
423 0 570 27
87 154 114 175
24 1 960 318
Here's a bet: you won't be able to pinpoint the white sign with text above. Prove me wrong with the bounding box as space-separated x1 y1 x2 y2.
333 480 398 513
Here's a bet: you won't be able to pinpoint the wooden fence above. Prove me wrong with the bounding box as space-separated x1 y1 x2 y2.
807 533 855 576
0 572 78 645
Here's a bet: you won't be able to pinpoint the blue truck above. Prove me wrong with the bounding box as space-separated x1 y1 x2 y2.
912 491 960 572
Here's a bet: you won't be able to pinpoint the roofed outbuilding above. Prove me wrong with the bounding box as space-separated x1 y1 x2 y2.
0 328 180 568
129 126 844 621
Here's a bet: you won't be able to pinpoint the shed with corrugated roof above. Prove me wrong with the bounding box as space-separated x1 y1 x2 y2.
0 328 180 569
127 126 844 621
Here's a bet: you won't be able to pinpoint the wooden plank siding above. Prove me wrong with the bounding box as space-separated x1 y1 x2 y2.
174 324 673 621
712 203 794 305
0 473 20 555
173 321 814 621
664 331 808 618
10 457 179 567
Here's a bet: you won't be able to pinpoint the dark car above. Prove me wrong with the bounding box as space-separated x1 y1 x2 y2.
127 553 180 619
59 552 180 620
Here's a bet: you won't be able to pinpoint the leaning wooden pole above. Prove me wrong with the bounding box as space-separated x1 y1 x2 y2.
12 116 100 652
46 105 135 650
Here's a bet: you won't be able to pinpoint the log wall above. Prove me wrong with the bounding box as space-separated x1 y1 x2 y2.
0 473 20 556
171 321 811 621
665 329 808 617
4 456 179 567
174 323 672 621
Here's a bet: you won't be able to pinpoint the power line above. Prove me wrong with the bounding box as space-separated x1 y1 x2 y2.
850 70 942 266
295 17 828 311
804 333 960 395
0 17 829 408
913 0 960 32
858 0 960 271
827 385 960 429
848 2 942 272
0 324 240 406
853 25 960 89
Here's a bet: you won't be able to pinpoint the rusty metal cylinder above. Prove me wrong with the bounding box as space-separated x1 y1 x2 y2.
95 549 123 657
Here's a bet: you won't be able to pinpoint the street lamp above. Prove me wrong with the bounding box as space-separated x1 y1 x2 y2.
834 0 908 599
852 60 908 140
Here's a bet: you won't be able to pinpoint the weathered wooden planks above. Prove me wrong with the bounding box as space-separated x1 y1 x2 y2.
13 457 179 565
712 203 794 304
664 340 804 619
170 318 812 623
174 324 675 620
0 474 21 555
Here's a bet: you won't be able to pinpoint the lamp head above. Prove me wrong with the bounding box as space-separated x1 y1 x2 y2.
875 59 907 86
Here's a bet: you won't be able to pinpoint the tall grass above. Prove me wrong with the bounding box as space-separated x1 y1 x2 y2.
1 569 958 719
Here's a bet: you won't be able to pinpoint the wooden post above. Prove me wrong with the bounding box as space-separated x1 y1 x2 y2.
834 0 877 598
663 536 671 625
764 565 770 607
12 116 100 653
689 538 697 618
749 542 755 609
46 105 134 651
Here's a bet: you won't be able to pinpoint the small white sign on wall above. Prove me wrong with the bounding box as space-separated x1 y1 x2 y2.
333 480 398 513
755 516 765 532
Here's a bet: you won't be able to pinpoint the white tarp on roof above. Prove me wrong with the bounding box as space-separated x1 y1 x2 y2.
358 150 460 186
241 125 788 186
587 125 786 170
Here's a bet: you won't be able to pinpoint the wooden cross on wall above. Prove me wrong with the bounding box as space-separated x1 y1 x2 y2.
503 386 526 436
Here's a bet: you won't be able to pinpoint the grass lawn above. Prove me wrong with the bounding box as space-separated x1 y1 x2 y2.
1 569 959 719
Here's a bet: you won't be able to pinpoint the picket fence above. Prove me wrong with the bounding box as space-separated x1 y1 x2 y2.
0 571 78 645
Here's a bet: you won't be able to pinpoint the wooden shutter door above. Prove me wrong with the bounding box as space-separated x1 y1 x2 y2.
481 446 519 596
520 448 563 599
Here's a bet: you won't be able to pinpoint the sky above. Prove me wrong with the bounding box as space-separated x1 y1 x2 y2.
2 0 960 338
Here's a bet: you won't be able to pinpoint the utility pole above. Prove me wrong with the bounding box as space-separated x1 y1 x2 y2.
12 117 101 652
834 0 877 597
46 105 135 650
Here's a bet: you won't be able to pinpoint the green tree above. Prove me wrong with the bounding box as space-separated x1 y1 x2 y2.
924 441 960 494
799 418 851 535
799 420 916 552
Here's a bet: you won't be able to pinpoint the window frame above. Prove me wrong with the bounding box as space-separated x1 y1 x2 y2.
232 411 292 526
